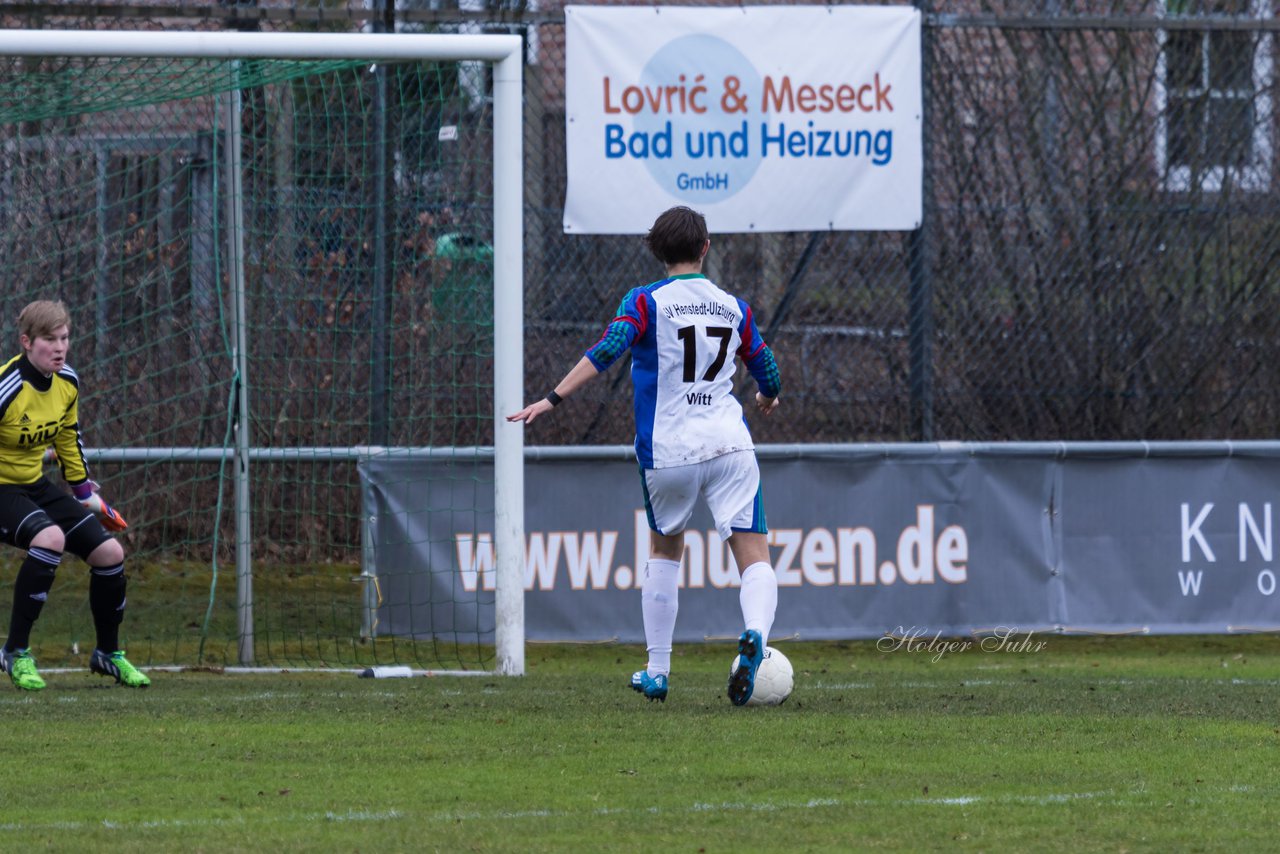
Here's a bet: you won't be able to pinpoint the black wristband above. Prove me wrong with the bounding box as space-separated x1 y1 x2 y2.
546 390 563 406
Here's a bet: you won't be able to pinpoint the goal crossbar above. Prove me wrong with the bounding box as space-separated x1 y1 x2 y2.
0 29 522 62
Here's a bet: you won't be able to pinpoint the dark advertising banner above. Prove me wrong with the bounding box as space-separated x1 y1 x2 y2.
1056 453 1280 633
359 444 1280 642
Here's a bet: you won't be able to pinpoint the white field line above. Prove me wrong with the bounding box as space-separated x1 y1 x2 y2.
4 674 1276 709
807 676 1280 690
0 809 404 833
3 788 1266 835
1 674 1275 711
0 688 414 707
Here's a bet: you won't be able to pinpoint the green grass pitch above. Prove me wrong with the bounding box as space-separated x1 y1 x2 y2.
0 634 1275 852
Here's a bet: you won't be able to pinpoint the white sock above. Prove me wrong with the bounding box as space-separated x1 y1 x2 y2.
641 558 681 676
738 561 777 647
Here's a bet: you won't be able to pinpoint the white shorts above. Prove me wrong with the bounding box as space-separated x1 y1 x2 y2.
641 450 766 542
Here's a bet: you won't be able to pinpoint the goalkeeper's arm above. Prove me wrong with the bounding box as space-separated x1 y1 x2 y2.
70 481 128 532
52 403 127 531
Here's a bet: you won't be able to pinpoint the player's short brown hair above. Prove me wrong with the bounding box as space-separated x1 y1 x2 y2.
18 300 71 341
645 206 709 266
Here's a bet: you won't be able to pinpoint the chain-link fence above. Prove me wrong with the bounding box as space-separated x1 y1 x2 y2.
5 0 1279 445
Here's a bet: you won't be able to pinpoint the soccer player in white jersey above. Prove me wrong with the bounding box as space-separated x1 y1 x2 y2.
507 206 782 705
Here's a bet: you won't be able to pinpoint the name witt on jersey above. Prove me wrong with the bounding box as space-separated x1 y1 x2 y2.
663 301 738 325
685 391 713 406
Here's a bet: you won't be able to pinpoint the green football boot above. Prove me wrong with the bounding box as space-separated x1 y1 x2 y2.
90 649 151 688
0 647 47 691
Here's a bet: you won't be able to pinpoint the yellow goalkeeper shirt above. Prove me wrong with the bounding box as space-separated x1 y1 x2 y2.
0 353 90 487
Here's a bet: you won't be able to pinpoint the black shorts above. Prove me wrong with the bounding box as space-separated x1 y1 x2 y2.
0 477 112 559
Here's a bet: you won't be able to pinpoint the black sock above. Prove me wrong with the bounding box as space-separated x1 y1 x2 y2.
6 547 62 651
89 563 127 653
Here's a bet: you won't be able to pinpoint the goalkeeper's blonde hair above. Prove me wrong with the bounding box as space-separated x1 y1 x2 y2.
18 300 71 341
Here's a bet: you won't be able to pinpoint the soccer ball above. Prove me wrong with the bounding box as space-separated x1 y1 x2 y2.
729 645 794 706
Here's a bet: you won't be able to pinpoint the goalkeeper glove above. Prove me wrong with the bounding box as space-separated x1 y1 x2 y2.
71 482 128 532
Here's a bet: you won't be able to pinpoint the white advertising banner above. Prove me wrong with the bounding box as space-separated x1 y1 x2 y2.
563 5 923 234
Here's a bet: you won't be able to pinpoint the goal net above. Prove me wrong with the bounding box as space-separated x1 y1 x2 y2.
0 30 525 675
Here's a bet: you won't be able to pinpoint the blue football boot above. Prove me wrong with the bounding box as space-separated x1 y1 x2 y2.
629 670 669 702
727 629 763 706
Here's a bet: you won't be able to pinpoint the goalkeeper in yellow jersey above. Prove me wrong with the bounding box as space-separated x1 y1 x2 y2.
0 300 148 690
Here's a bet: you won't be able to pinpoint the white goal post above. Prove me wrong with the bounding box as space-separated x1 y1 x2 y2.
0 29 526 676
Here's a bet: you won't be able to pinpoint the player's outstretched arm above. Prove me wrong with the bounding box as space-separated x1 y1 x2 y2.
507 356 602 425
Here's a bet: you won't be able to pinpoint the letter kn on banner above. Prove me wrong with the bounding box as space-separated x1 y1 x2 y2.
564 5 923 234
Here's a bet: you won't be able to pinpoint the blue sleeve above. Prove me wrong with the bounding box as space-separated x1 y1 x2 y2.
745 345 781 398
585 286 649 371
736 301 781 398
